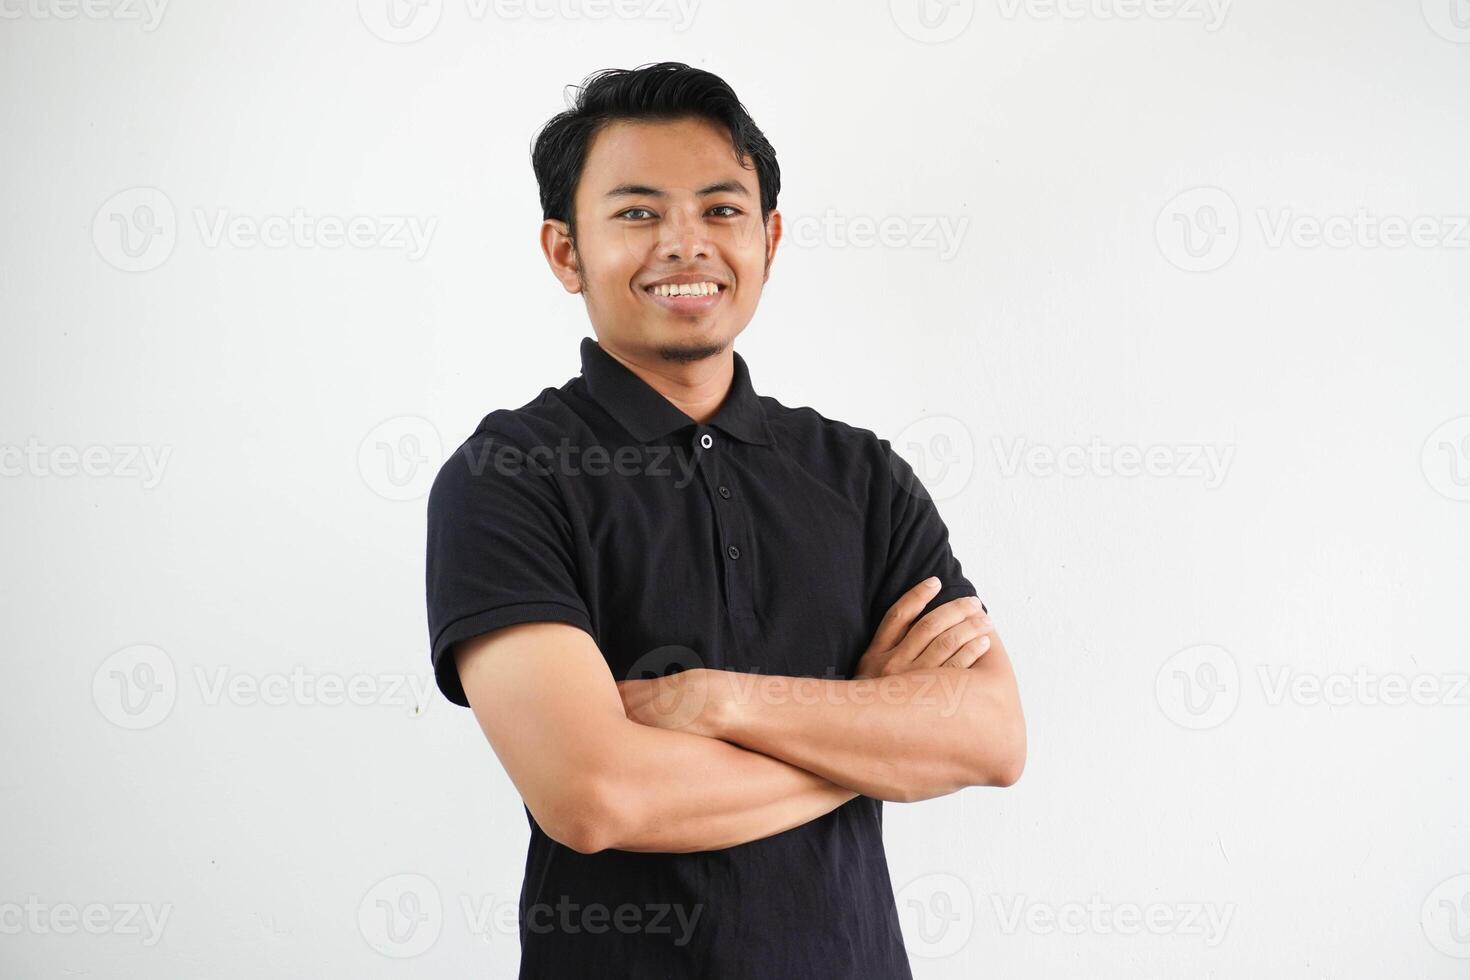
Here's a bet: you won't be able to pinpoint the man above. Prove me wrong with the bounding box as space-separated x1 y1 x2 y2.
425 61 1025 979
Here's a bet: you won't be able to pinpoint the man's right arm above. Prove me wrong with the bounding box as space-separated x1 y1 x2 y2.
454 620 859 855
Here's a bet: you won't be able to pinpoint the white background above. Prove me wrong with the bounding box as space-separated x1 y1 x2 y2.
3 0 1469 976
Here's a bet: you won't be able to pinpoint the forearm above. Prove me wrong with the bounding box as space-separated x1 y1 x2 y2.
588 719 859 854
710 636 1024 803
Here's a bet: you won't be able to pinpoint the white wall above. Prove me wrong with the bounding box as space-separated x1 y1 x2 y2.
3 1 1468 976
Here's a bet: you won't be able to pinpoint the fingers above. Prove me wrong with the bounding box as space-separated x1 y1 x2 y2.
910 611 993 670
870 577 943 653
893 595 986 665
944 633 992 669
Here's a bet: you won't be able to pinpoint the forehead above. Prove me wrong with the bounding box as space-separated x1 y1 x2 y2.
576 116 754 196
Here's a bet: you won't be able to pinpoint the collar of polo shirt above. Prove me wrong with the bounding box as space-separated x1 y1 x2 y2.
578 336 774 446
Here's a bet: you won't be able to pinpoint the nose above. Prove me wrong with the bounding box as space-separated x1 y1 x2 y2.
657 203 710 262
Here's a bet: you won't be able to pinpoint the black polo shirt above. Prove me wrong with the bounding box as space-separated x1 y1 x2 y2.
425 336 980 979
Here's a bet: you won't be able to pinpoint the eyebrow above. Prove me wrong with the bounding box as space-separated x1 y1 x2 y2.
604 180 751 199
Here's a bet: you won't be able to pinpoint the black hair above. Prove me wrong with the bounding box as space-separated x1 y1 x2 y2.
530 61 780 243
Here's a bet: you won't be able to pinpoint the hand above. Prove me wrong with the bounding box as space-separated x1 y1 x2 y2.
854 579 994 679
616 667 725 739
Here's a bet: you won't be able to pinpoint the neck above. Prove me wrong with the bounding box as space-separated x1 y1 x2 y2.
599 339 734 425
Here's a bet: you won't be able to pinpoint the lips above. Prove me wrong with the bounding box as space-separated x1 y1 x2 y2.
641 279 727 314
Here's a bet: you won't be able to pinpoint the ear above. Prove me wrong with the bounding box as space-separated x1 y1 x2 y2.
762 208 782 281
540 219 582 294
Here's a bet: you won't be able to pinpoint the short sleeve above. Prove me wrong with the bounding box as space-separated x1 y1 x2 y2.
425 428 594 707
868 437 984 633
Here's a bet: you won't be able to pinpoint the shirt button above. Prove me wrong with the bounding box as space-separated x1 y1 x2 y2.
727 544 741 560
718 485 731 499
700 433 713 449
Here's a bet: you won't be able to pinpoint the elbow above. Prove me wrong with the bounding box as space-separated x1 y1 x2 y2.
988 740 1027 788
969 695 1027 789
537 775 631 855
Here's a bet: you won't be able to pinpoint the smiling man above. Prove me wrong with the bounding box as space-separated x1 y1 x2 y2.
425 61 1025 979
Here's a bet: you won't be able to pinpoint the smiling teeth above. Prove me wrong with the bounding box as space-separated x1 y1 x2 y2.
650 282 721 297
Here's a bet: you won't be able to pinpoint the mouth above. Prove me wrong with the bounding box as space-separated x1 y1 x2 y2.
641 280 727 315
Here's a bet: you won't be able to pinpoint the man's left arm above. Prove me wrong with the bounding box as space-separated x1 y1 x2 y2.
619 434 1027 803
623 623 1024 803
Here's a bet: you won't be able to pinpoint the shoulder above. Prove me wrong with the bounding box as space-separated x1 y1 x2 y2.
760 395 890 464
758 395 907 509
429 383 580 502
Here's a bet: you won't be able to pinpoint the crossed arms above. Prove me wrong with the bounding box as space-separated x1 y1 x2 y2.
453 577 1026 855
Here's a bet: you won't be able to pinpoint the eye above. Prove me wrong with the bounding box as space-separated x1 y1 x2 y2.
617 207 656 220
709 205 742 218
